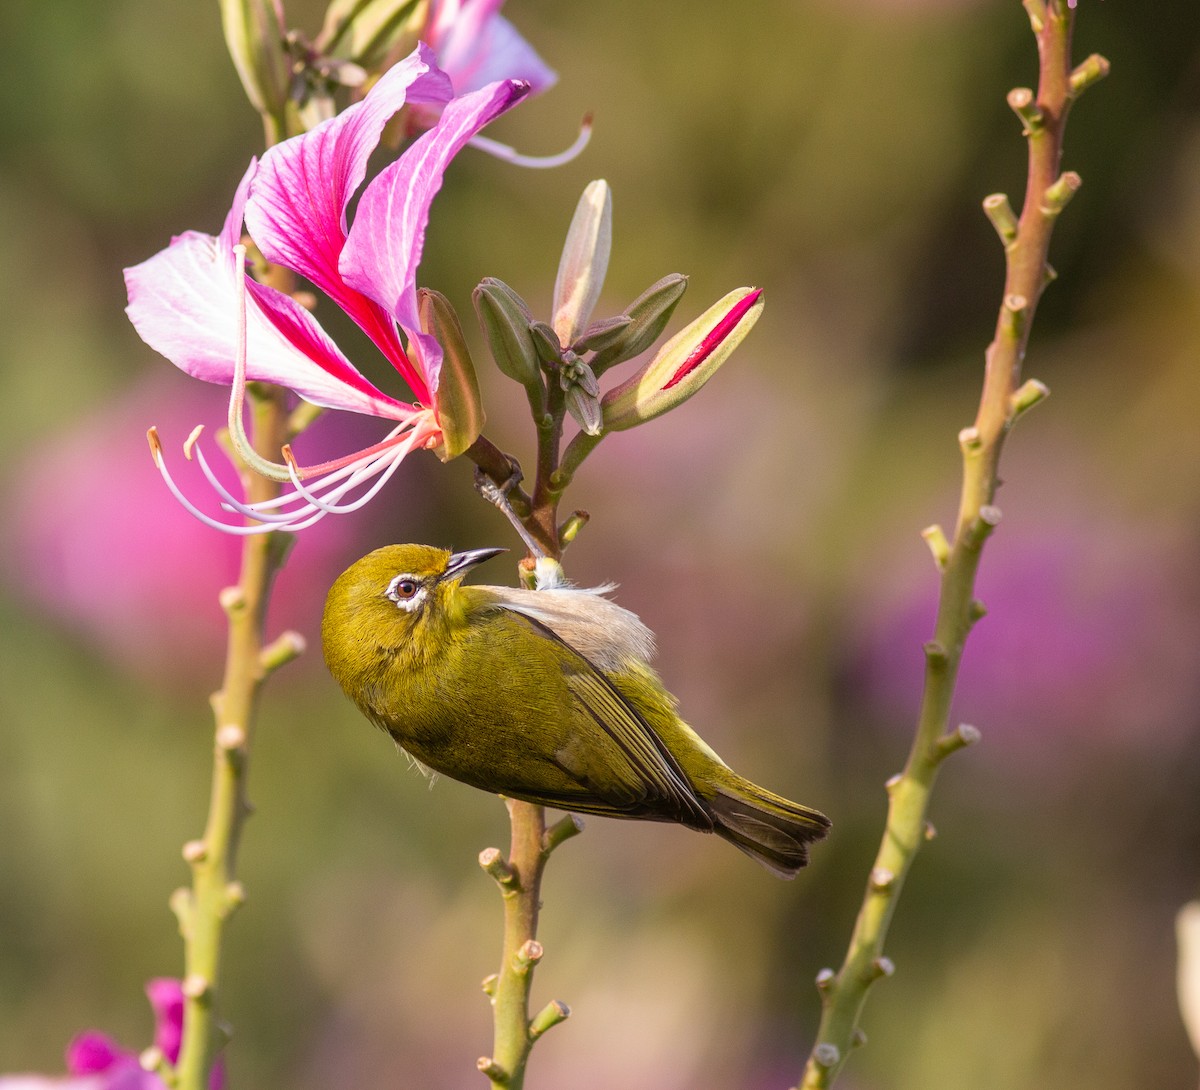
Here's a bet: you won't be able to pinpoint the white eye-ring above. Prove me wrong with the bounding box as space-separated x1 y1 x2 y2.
386 573 426 611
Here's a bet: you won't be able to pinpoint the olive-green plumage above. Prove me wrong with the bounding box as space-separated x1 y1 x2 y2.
322 544 830 877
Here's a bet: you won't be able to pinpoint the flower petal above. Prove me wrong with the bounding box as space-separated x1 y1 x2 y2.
65 1033 125 1075
244 43 454 398
124 162 414 420
431 2 556 97
340 76 531 395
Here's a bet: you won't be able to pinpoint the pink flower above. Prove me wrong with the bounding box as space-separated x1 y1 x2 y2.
425 0 556 98
125 45 529 533
0 981 221 1090
418 3 586 168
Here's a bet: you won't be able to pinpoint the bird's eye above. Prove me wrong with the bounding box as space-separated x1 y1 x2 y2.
386 574 424 609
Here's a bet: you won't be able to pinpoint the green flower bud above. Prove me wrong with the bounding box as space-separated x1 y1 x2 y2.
552 180 612 346
219 0 291 123
564 385 603 436
418 288 485 461
600 287 763 431
572 314 632 355
317 0 428 74
589 273 689 376
473 278 541 389
529 321 563 367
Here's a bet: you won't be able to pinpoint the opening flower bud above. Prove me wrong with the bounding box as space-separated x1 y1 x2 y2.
600 287 763 431
552 180 612 346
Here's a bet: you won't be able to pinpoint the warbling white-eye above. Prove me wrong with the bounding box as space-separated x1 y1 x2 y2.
322 544 830 877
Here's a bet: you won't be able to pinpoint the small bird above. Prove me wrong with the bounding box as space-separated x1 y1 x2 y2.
322 544 830 877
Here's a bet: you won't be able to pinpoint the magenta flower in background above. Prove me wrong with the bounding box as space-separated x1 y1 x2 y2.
851 517 1200 766
125 44 529 533
0 980 221 1090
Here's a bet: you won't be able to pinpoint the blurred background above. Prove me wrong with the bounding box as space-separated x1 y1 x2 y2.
2 0 1200 1086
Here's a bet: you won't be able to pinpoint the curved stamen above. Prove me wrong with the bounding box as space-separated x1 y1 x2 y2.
148 427 308 535
190 443 320 524
281 427 422 515
193 420 413 517
280 418 428 481
469 113 592 169
149 417 435 533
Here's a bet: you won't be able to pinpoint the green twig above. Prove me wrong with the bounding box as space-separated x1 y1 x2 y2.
170 384 296 1090
795 4 1106 1086
478 803 579 1088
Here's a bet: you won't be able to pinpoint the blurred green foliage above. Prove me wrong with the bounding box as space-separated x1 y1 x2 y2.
2 0 1200 1087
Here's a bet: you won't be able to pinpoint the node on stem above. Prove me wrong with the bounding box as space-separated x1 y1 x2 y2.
982 193 1018 247
1007 87 1043 133
1069 53 1111 98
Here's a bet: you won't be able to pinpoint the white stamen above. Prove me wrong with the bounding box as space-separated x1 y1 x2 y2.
283 428 421 514
469 115 592 170
153 425 426 535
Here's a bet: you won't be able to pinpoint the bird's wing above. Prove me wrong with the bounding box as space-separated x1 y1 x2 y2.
506 611 714 831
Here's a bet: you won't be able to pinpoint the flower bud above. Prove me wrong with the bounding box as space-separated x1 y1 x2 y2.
589 273 689 375
572 314 632 355
552 180 612 346
473 278 541 389
317 0 428 74
529 321 563 367
419 288 485 460
219 0 291 122
600 287 763 431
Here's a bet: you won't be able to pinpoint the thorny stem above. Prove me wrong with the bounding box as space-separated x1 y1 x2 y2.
796 5 1105 1087
171 383 301 1090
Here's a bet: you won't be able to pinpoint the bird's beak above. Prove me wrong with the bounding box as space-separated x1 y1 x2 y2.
442 547 507 583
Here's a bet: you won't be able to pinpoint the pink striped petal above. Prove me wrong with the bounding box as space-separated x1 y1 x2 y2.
124 164 413 421
340 77 530 394
244 43 454 398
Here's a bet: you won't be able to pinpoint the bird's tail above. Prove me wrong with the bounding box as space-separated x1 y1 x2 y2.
709 776 831 879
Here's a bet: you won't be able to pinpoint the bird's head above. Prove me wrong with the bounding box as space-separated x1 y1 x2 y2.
322 544 505 671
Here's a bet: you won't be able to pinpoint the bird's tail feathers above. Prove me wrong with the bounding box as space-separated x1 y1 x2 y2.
709 778 831 879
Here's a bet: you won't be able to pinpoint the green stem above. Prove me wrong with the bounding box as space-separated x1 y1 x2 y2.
796 5 1105 1086
526 380 567 558
479 804 580 1089
170 386 299 1090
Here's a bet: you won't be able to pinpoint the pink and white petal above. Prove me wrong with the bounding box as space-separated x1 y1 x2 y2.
124 233 411 420
244 279 416 417
435 5 556 96
244 43 452 300
339 77 531 393
244 44 453 389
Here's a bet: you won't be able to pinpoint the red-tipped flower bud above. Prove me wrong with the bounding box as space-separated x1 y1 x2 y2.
600 287 763 431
